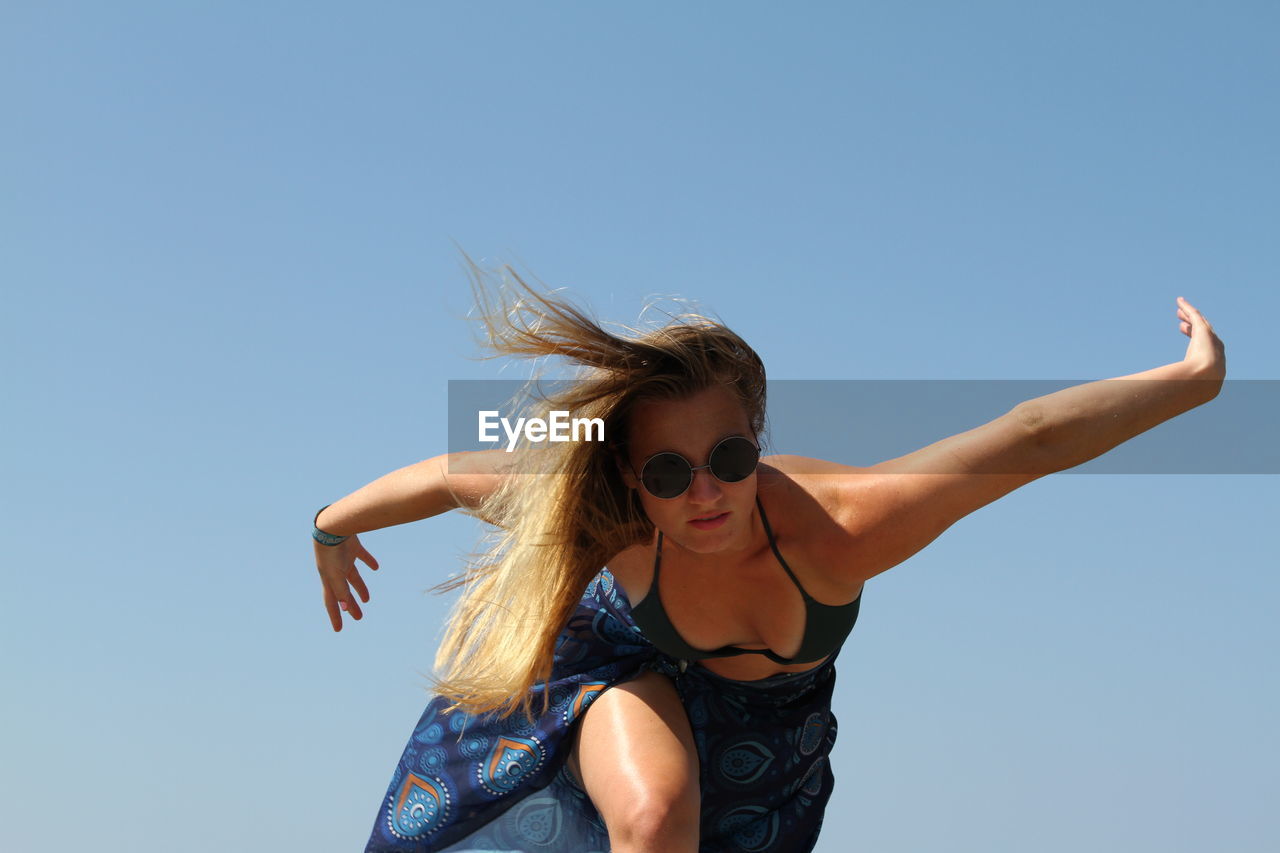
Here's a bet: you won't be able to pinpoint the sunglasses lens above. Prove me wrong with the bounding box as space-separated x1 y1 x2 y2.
710 436 760 483
641 453 692 499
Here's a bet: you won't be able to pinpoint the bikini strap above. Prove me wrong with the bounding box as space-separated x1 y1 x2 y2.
654 529 664 579
755 495 811 599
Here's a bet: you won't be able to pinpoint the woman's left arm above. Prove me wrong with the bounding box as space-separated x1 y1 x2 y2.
1020 296 1226 473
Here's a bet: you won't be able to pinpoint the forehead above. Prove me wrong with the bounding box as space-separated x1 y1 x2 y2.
625 385 752 458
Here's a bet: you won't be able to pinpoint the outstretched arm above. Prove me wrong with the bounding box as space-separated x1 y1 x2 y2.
1019 296 1226 473
832 297 1226 583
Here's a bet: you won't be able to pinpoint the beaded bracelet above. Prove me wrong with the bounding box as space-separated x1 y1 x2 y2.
312 504 350 547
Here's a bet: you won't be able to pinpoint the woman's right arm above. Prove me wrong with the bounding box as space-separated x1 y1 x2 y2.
313 450 518 632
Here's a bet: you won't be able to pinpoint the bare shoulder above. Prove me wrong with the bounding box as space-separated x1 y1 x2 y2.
756 455 875 586
759 454 872 530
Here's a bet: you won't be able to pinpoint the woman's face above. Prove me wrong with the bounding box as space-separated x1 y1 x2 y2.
618 384 760 555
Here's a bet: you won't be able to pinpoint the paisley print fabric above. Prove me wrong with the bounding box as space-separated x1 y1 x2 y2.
364 567 843 852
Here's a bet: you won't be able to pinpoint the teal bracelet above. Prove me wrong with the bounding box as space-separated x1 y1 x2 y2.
313 504 349 547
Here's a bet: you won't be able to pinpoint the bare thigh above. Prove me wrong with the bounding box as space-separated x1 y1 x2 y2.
567 669 700 849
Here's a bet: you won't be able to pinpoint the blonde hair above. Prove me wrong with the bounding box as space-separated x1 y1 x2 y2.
430 253 767 719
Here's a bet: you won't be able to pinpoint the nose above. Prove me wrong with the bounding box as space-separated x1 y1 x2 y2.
687 465 723 502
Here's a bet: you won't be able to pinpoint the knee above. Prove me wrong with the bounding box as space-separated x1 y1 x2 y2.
607 777 700 849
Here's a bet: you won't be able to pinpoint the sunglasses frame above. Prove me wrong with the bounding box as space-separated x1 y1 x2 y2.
628 434 762 500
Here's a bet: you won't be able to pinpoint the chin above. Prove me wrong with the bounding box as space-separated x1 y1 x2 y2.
680 536 728 555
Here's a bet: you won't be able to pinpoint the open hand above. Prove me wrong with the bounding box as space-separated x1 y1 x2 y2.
1176 296 1226 382
315 534 379 632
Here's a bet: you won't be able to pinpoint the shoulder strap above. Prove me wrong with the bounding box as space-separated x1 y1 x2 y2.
654 529 664 580
755 495 811 598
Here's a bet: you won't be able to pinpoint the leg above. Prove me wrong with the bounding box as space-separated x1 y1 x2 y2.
567 669 700 853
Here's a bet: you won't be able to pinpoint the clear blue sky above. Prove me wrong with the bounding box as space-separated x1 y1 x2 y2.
3 3 1276 851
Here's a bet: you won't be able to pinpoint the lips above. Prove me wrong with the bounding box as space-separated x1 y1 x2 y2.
689 511 730 529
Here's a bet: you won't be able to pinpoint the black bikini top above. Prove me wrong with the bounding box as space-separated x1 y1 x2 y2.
629 496 862 665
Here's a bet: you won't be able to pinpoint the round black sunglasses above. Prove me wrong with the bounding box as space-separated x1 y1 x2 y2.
629 435 761 499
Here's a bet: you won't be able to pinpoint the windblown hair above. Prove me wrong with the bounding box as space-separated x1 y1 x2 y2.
429 253 768 720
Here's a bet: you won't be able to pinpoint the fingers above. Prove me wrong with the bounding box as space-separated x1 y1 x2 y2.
323 583 342 632
349 570 371 607
1177 296 1214 330
340 579 365 620
316 543 371 629
1176 296 1204 336
322 575 364 627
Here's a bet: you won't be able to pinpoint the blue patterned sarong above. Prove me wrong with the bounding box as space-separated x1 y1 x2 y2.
364 567 841 852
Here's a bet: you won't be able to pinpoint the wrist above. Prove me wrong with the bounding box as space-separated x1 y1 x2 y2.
1178 358 1226 400
313 504 350 547
1186 358 1226 383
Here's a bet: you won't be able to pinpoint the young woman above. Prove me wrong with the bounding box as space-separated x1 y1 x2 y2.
313 265 1225 852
